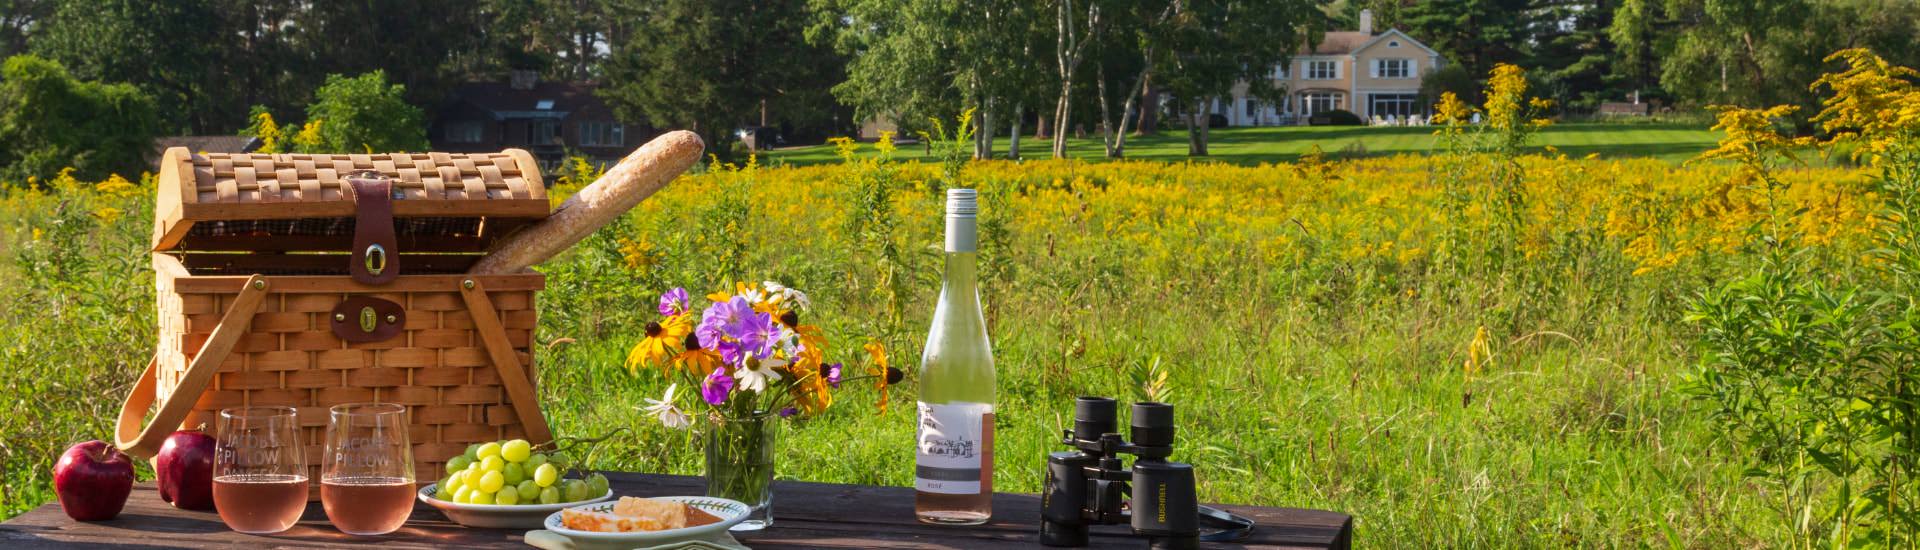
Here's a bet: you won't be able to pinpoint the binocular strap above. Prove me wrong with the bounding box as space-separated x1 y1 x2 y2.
1196 505 1257 542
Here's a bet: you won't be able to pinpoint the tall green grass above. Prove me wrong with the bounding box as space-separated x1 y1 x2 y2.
0 156 1815 547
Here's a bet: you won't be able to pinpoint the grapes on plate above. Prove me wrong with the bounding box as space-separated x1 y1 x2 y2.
501 439 532 462
431 438 610 506
533 463 558 487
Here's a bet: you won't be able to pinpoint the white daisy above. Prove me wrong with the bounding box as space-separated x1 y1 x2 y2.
733 359 783 392
641 384 692 429
763 281 811 311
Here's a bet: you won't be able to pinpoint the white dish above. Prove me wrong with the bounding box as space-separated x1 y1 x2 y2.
542 496 751 544
418 483 615 529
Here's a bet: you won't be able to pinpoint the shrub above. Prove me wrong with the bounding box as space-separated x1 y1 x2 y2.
0 55 158 186
297 71 428 153
1310 109 1363 126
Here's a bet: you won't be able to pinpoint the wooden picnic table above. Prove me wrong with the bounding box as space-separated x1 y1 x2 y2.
0 472 1352 549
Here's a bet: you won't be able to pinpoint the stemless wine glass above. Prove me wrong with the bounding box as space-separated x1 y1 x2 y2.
212 406 308 534
321 403 415 535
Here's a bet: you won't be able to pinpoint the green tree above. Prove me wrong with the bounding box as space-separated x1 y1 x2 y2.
296 71 428 153
812 0 1049 159
603 0 840 157
1400 0 1531 79
1526 0 1627 111
1611 0 1920 113
0 55 158 185
31 0 230 134
0 0 48 60
1150 0 1321 156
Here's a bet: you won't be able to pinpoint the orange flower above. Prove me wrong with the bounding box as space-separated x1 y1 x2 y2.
863 341 898 413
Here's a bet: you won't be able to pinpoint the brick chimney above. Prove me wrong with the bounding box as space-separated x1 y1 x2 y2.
509 69 537 91
1359 9 1374 35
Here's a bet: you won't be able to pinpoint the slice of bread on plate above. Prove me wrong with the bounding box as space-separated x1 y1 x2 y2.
561 497 723 532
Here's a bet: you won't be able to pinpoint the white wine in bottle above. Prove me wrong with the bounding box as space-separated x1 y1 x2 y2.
915 188 996 525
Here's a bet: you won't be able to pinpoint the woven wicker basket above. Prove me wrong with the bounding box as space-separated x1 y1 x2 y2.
117 148 556 489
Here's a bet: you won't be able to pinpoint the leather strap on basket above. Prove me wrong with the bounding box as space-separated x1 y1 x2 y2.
116 275 272 459
348 172 399 285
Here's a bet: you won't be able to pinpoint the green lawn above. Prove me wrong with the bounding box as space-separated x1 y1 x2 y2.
768 122 1723 165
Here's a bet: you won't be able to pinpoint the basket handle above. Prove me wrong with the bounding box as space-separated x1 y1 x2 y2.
116 275 272 459
457 277 554 445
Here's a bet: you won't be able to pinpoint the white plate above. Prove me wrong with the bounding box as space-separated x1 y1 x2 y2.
542 496 750 543
418 483 616 529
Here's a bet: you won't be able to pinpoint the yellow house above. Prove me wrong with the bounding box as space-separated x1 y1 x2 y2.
1219 10 1445 125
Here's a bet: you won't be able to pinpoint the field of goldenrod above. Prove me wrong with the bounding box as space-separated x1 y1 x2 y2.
0 144 1879 544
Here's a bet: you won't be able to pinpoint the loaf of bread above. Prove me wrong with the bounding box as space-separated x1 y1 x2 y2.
468 130 704 274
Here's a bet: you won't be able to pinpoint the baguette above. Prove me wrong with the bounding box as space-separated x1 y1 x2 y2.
468 130 705 274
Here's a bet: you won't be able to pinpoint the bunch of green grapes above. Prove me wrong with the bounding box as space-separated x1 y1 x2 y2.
431 439 610 505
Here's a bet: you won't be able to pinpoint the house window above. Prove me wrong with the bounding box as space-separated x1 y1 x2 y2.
1389 40 1400 48
531 121 560 145
1368 93 1420 118
1376 59 1412 79
1245 99 1257 117
445 121 482 144
1273 63 1289 79
579 121 625 147
1302 92 1342 116
1306 60 1338 80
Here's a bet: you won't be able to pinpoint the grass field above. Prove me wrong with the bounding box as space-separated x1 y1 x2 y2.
0 150 1881 545
767 122 1725 165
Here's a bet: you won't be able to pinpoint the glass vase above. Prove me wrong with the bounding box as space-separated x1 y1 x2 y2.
705 411 777 531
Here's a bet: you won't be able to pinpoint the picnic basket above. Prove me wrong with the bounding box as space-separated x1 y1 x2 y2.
115 148 556 488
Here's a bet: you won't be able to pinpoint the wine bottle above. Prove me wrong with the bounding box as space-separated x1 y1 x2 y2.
915 188 996 525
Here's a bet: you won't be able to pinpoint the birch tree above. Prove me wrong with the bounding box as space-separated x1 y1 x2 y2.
1049 0 1101 158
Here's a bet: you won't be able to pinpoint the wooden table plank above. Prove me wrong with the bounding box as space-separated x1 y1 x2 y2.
0 473 1350 549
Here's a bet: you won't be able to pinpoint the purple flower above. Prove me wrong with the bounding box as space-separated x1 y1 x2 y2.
778 407 798 418
696 298 748 352
824 363 843 388
702 368 735 405
658 287 689 316
701 296 779 365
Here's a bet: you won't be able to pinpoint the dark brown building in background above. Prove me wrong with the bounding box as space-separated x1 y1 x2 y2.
430 70 652 174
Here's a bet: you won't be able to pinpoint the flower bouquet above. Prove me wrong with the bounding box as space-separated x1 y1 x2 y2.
626 281 901 530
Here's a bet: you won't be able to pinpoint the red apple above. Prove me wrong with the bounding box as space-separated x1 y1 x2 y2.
154 430 216 511
53 440 135 521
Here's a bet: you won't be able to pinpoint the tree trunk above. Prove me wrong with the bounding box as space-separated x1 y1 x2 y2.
1051 0 1098 160
1098 65 1117 158
1036 116 1052 140
760 98 769 128
975 101 993 160
1009 103 1023 160
1186 103 1208 157
1053 81 1073 158
1137 78 1159 135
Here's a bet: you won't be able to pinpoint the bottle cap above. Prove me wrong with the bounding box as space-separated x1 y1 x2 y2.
946 188 978 218
945 188 977 253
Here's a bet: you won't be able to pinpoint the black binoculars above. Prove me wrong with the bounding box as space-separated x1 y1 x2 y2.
1040 397 1251 549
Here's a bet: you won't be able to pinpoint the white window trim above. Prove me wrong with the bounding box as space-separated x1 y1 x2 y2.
1305 60 1339 80
1371 58 1412 79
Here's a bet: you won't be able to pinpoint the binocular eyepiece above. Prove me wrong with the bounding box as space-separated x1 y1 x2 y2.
1042 397 1201 549
1071 397 1176 450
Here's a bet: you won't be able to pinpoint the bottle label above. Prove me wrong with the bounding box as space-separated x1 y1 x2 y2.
915 401 992 494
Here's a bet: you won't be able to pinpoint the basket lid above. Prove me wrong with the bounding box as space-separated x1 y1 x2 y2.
151 148 550 254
